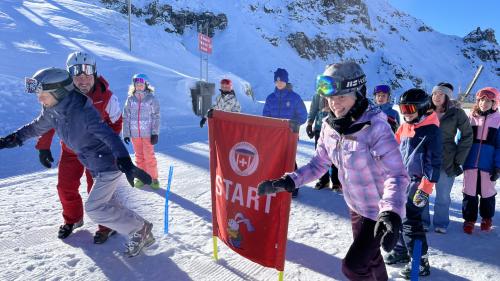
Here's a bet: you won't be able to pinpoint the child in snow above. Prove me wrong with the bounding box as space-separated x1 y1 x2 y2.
122 74 161 189
462 87 500 234
200 78 241 127
258 62 409 281
373 84 400 132
386 88 442 279
0 68 154 257
305 93 342 191
262 68 308 198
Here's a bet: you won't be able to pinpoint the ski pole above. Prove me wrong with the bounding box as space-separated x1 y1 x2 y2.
164 165 174 234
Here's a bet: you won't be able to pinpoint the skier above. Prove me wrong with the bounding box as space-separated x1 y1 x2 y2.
35 51 122 243
372 84 400 132
123 73 161 189
262 68 307 198
462 87 500 234
258 62 409 281
422 82 473 234
0 67 154 257
200 78 241 127
386 88 442 279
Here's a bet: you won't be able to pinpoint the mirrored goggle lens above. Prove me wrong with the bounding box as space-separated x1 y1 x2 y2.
374 85 390 95
133 77 146 84
316 75 338 97
69 64 95 76
399 104 417 114
25 77 41 94
476 90 496 101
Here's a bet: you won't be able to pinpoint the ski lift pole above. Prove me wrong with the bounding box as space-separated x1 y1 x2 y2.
128 0 132 51
460 65 483 102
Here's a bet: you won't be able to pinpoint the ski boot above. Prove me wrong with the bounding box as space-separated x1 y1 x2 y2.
93 228 117 244
463 221 475 234
134 179 145 188
481 218 492 232
151 179 160 189
314 180 329 190
125 221 154 257
399 255 430 279
58 219 84 239
384 250 410 265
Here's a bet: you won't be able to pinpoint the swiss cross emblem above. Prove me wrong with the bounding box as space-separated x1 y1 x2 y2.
229 142 259 176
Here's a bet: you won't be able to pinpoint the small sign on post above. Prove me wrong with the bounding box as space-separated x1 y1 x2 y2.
198 33 212 54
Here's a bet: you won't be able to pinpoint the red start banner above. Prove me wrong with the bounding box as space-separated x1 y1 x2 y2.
198 33 212 54
208 110 298 271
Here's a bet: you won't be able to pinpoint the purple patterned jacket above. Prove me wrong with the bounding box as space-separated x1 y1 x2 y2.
290 107 409 221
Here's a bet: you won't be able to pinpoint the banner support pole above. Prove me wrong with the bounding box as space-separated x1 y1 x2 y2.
212 236 219 261
278 271 284 281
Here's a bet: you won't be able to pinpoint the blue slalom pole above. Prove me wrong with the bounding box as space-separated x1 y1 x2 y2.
164 165 174 234
411 239 422 281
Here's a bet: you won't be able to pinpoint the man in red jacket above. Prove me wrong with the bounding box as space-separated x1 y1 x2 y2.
36 52 123 244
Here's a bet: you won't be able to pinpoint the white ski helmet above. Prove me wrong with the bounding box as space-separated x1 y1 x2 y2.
66 51 96 76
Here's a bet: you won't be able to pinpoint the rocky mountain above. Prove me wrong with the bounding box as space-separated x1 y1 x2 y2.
99 0 499 99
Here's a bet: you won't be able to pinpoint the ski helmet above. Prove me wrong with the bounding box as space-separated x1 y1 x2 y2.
373 84 391 96
66 51 96 76
316 61 366 97
132 73 150 85
26 67 74 101
475 87 500 110
399 88 431 117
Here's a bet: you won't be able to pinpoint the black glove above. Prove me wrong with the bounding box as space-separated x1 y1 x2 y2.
454 164 463 176
116 157 152 187
150 135 158 145
38 149 54 168
200 118 207 128
0 133 22 149
374 211 402 252
491 167 500 181
257 175 296 196
413 189 429 208
123 137 130 145
306 124 314 139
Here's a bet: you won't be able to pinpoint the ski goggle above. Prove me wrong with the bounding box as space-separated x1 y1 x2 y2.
373 85 390 95
24 76 73 94
316 75 340 97
68 64 95 76
133 77 146 84
476 89 496 101
399 104 418 114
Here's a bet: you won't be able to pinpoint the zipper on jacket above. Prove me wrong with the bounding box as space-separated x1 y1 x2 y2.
137 95 142 138
474 114 487 167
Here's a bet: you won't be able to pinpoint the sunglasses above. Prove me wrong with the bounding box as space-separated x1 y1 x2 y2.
133 77 146 84
374 85 390 95
399 104 418 114
68 64 95 76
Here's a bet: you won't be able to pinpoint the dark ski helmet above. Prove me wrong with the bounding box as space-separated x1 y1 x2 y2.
316 61 366 97
26 67 74 101
399 88 431 117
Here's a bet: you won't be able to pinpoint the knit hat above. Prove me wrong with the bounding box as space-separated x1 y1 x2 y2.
432 82 454 97
274 68 289 83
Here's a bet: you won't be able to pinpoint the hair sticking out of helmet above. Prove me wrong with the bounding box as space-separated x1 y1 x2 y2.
475 87 500 110
132 73 149 85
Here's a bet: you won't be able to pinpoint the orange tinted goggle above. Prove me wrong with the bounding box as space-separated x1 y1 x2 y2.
399 104 417 114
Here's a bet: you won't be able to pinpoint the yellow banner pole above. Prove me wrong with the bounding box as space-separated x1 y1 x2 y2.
212 236 219 261
278 271 284 281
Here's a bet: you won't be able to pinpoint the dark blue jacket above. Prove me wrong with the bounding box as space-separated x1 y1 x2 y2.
463 111 500 173
16 90 129 175
395 113 442 184
262 88 307 125
378 103 400 125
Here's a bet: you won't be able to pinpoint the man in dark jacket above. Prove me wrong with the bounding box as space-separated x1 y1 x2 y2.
263 68 307 197
36 51 123 243
0 68 153 257
422 82 473 233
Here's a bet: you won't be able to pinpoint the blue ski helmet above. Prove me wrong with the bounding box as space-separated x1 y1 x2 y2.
132 73 150 85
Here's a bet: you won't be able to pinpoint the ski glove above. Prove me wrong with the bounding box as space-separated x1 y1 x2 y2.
257 175 296 196
306 124 314 139
38 149 54 168
116 157 152 187
123 137 130 145
413 189 429 208
150 135 158 145
454 164 464 177
374 211 402 252
200 118 207 128
490 167 500 181
0 133 22 149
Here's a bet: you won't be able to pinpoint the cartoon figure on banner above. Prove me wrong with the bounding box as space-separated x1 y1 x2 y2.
227 212 255 248
229 142 259 176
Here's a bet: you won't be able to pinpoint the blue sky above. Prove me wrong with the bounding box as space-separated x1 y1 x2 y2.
387 0 500 37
